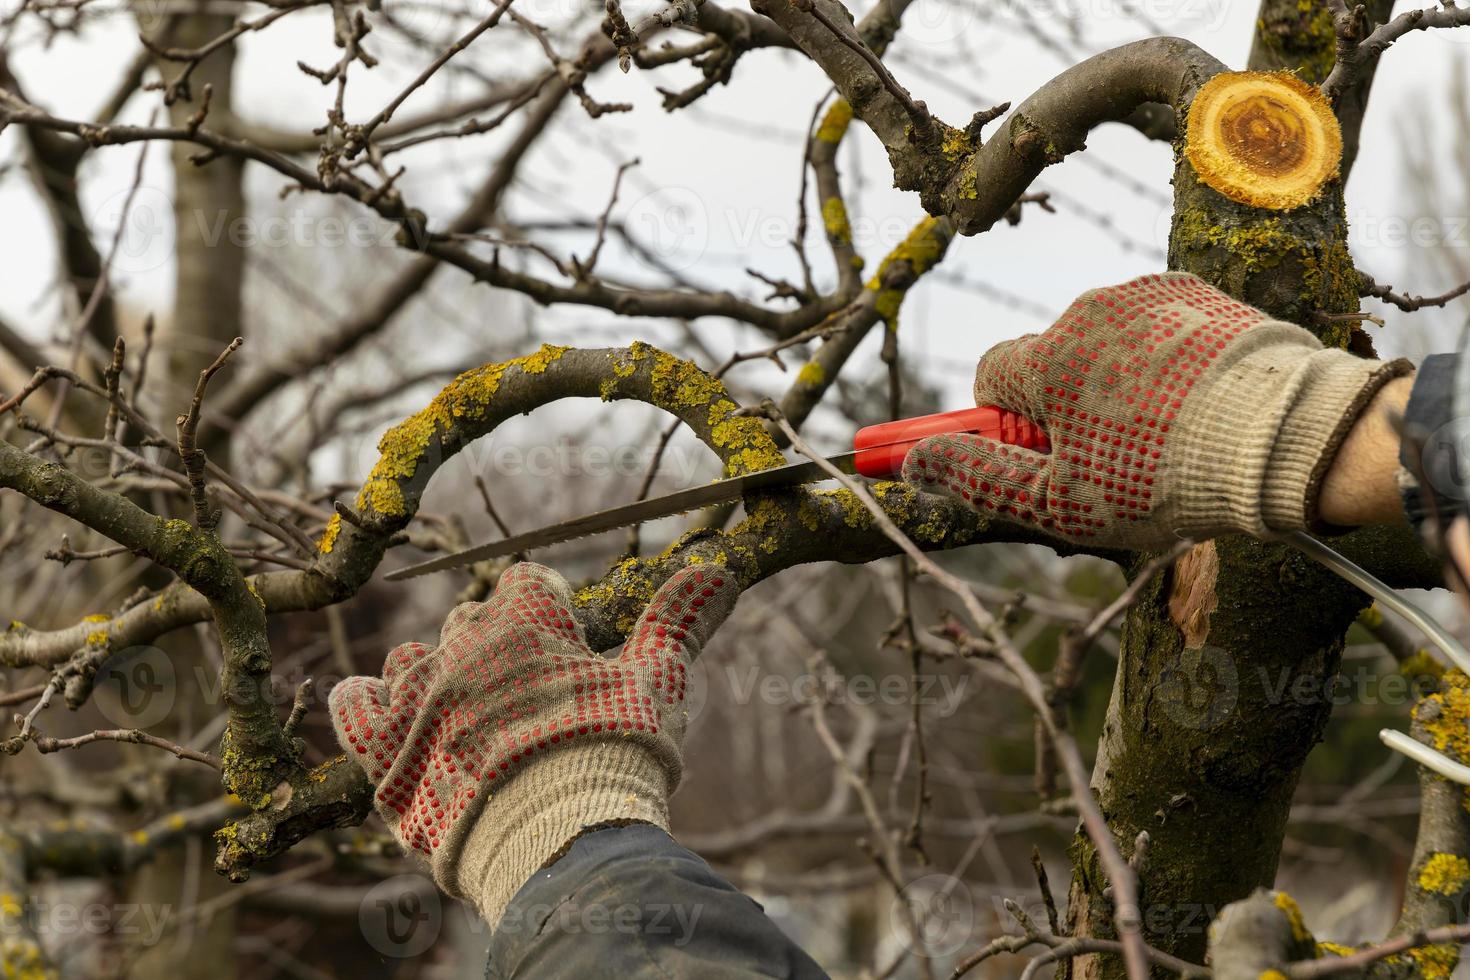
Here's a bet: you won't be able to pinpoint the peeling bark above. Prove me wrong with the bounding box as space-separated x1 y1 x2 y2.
1166 540 1218 649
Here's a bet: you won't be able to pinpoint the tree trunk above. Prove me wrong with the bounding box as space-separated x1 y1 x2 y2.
1062 18 1428 972
126 7 247 978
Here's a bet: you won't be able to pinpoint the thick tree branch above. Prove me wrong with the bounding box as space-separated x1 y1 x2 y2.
734 15 1224 232
0 344 1074 876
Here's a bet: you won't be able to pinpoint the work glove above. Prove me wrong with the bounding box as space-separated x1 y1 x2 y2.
330 561 739 927
903 272 1411 549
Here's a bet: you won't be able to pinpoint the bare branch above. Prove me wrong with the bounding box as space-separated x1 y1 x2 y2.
1323 0 1470 102
758 402 1154 980
1359 269 1470 312
176 336 243 529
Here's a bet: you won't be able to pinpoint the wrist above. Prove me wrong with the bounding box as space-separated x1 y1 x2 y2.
1173 343 1410 536
1265 355 1413 530
454 739 672 928
1319 374 1414 527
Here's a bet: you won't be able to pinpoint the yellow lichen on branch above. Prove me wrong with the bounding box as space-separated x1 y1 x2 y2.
1272 891 1313 944
1407 943 1461 979
814 99 853 144
1184 71 1341 211
866 216 949 328
354 344 570 518
0 936 56 980
821 197 851 246
622 342 786 477
1416 852 1470 895
317 513 342 554
1416 669 1470 762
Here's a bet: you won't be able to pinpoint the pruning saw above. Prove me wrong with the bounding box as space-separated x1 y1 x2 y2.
383 405 1049 581
379 396 1470 785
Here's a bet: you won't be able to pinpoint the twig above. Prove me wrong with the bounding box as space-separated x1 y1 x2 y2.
1032 847 1061 935
948 909 1208 979
472 475 515 541
3 673 63 752
102 337 125 442
283 678 314 736
344 0 517 155
176 337 243 529
1281 920 1470 977
799 0 932 134
31 725 222 769
0 684 47 708
46 539 131 564
1358 270 1470 312
759 401 1153 980
1323 0 1470 101
1052 542 1192 699
806 649 933 980
576 158 638 279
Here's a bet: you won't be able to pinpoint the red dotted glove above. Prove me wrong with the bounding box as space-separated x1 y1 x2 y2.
903 273 1410 549
330 562 738 925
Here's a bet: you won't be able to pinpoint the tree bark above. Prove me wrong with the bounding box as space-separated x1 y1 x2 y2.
128 9 247 976
1062 61 1430 977
142 4 247 421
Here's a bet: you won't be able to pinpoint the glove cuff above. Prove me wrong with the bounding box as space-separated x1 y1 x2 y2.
448 739 672 929
1263 351 1413 531
1175 343 1412 537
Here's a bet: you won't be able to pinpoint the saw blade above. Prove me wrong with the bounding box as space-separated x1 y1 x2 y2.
383 451 861 581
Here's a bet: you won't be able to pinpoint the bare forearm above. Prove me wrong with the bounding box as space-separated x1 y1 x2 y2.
1318 375 1413 527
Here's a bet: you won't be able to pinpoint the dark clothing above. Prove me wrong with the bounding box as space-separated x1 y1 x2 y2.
1401 353 1466 538
486 824 831 979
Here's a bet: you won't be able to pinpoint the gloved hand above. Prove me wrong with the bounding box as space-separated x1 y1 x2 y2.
330 561 739 927
903 272 1411 549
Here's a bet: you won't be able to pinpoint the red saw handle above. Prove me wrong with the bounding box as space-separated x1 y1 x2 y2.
852 406 1049 480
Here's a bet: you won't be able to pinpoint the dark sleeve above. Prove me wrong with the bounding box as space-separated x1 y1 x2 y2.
1399 353 1467 540
485 824 831 980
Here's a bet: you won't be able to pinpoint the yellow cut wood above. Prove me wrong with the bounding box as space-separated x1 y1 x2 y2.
1185 71 1341 210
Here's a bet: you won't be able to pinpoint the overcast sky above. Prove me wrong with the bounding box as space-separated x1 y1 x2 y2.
2 0 1467 458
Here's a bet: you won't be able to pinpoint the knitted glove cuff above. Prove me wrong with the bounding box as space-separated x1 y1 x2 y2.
449 738 671 928
1174 344 1412 537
